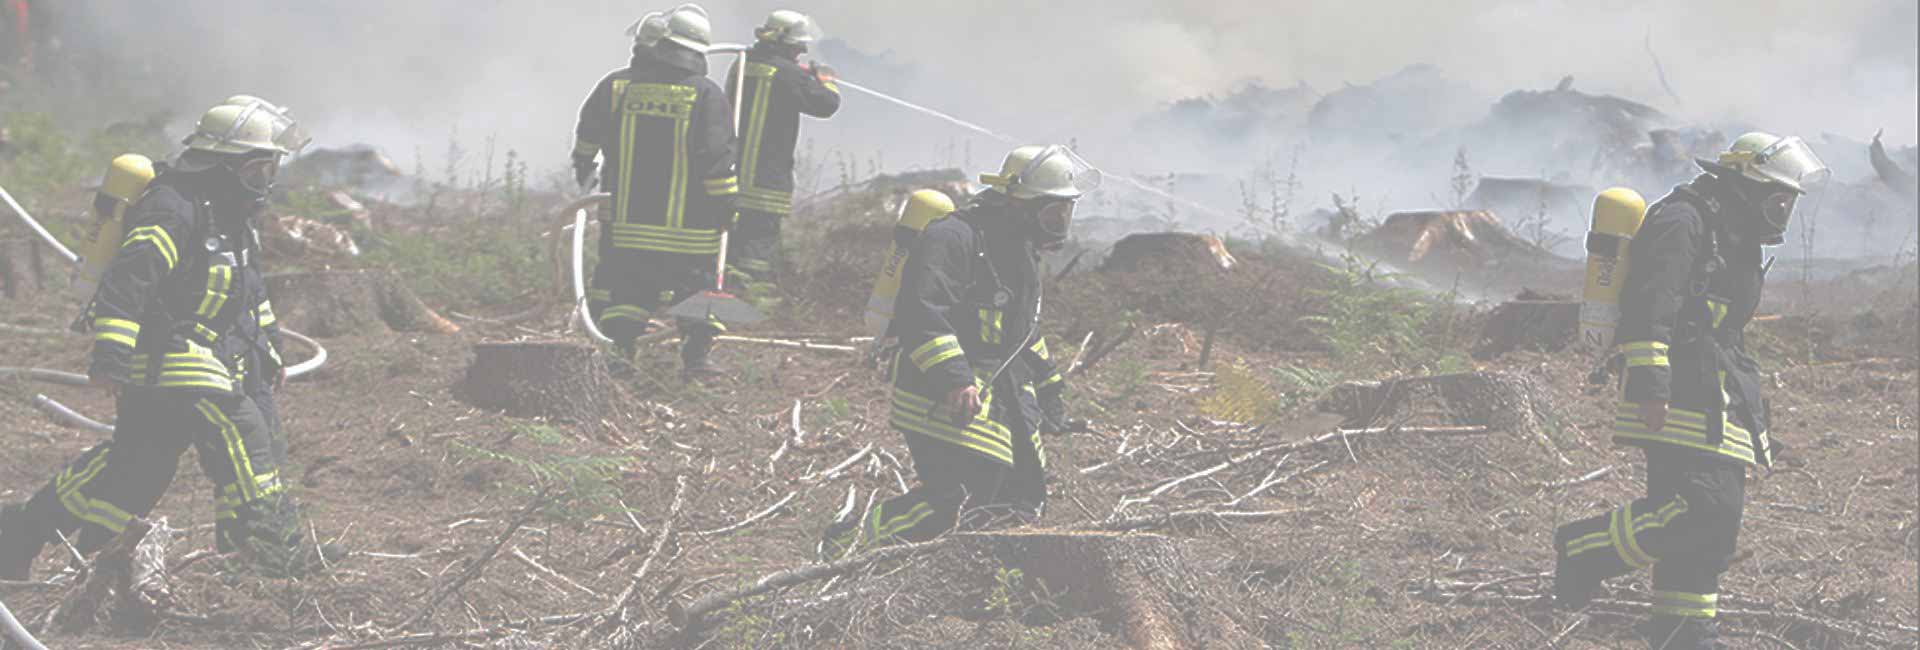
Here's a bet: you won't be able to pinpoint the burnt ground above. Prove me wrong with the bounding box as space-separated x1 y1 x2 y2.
0 184 1915 649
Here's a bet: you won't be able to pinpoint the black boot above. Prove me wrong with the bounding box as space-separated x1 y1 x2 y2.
680 331 728 383
1636 616 1721 649
0 503 47 581
1553 523 1615 610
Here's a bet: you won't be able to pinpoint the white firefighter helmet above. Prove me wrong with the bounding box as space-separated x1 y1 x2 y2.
756 10 821 45
663 4 713 53
624 11 669 46
981 145 1103 200
1717 132 1830 194
182 101 299 157
222 95 313 154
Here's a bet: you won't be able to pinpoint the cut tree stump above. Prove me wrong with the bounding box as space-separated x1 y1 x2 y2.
1101 232 1239 275
678 530 1258 650
1 237 46 300
1318 370 1553 437
264 270 458 337
1472 289 1580 360
458 340 613 423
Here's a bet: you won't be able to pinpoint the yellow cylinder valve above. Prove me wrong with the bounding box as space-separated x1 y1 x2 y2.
865 189 956 337
73 154 156 299
1579 187 1647 352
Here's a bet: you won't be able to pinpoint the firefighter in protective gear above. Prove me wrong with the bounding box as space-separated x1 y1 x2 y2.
1554 132 1827 649
571 3 740 378
0 99 312 580
723 9 840 284
819 145 1098 560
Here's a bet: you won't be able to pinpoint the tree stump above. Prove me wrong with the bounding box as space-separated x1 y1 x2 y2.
1472 290 1580 359
1317 370 1553 436
264 270 458 337
458 340 613 423
1101 232 1238 275
1 237 45 299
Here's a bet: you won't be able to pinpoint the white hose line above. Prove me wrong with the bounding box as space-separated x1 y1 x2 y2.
563 194 616 346
33 393 113 434
0 596 50 650
0 182 79 264
5 329 325 434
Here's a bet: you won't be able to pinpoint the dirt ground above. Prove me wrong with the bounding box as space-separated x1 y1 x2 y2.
1 186 1914 649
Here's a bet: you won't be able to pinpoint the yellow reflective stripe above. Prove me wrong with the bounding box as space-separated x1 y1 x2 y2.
910 335 964 371
257 301 277 327
1618 341 1669 353
573 139 600 157
1707 301 1729 329
704 176 739 196
1651 590 1718 618
93 317 140 342
1038 373 1064 389
1030 337 1051 360
980 309 1003 344
95 330 137 348
1625 355 1669 368
889 390 1015 464
1617 503 1656 568
122 225 178 270
587 288 611 302
197 400 258 501
668 101 690 230
614 84 638 225
1566 530 1613 558
599 305 652 324
196 265 233 318
741 67 776 188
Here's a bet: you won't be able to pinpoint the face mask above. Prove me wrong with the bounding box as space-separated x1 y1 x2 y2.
1034 199 1074 249
1757 190 1796 245
232 155 281 197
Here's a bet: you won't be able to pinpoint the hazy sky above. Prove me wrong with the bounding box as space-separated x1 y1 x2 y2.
55 0 1920 182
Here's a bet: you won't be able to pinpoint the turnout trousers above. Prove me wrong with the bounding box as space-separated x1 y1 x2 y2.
726 208 783 285
820 389 1047 560
586 243 724 364
1555 447 1746 647
8 387 295 561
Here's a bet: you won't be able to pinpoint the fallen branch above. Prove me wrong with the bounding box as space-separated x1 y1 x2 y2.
692 491 797 538
0 323 67 338
398 495 545 630
1226 459 1329 506
510 547 598 598
1411 588 1914 646
802 443 874 483
1065 331 1095 376
1070 325 1135 377
715 335 857 354
669 539 953 631
1094 507 1319 533
1539 465 1617 492
608 475 688 617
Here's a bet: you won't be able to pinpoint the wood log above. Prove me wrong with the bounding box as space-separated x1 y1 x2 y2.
457 340 613 423
0 237 45 300
264 270 458 337
1101 232 1238 275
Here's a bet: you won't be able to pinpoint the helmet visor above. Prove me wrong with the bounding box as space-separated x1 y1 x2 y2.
1753 136 1830 192
271 117 313 156
1760 190 1797 238
235 155 282 195
1018 146 1103 198
1037 199 1075 239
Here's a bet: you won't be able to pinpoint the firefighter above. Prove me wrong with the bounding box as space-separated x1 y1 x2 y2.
572 3 740 380
1553 133 1828 648
724 9 841 284
820 145 1098 560
0 99 314 579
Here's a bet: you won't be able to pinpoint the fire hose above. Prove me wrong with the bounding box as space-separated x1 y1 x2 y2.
0 182 330 434
0 596 48 650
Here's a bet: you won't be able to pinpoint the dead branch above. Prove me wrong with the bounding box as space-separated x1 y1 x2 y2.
510 547 598 598
609 475 688 617
691 491 797 537
1070 325 1136 377
1227 459 1329 506
715 335 857 354
802 443 874 483
398 494 544 630
669 539 953 631
1066 331 1095 376
54 517 156 633
1539 465 1617 492
1094 507 1320 533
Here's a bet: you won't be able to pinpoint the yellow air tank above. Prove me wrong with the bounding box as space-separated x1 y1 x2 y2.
864 189 956 337
73 154 156 299
1578 187 1647 352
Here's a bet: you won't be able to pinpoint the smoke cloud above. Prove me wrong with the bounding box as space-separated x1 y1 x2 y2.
38 0 1920 254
